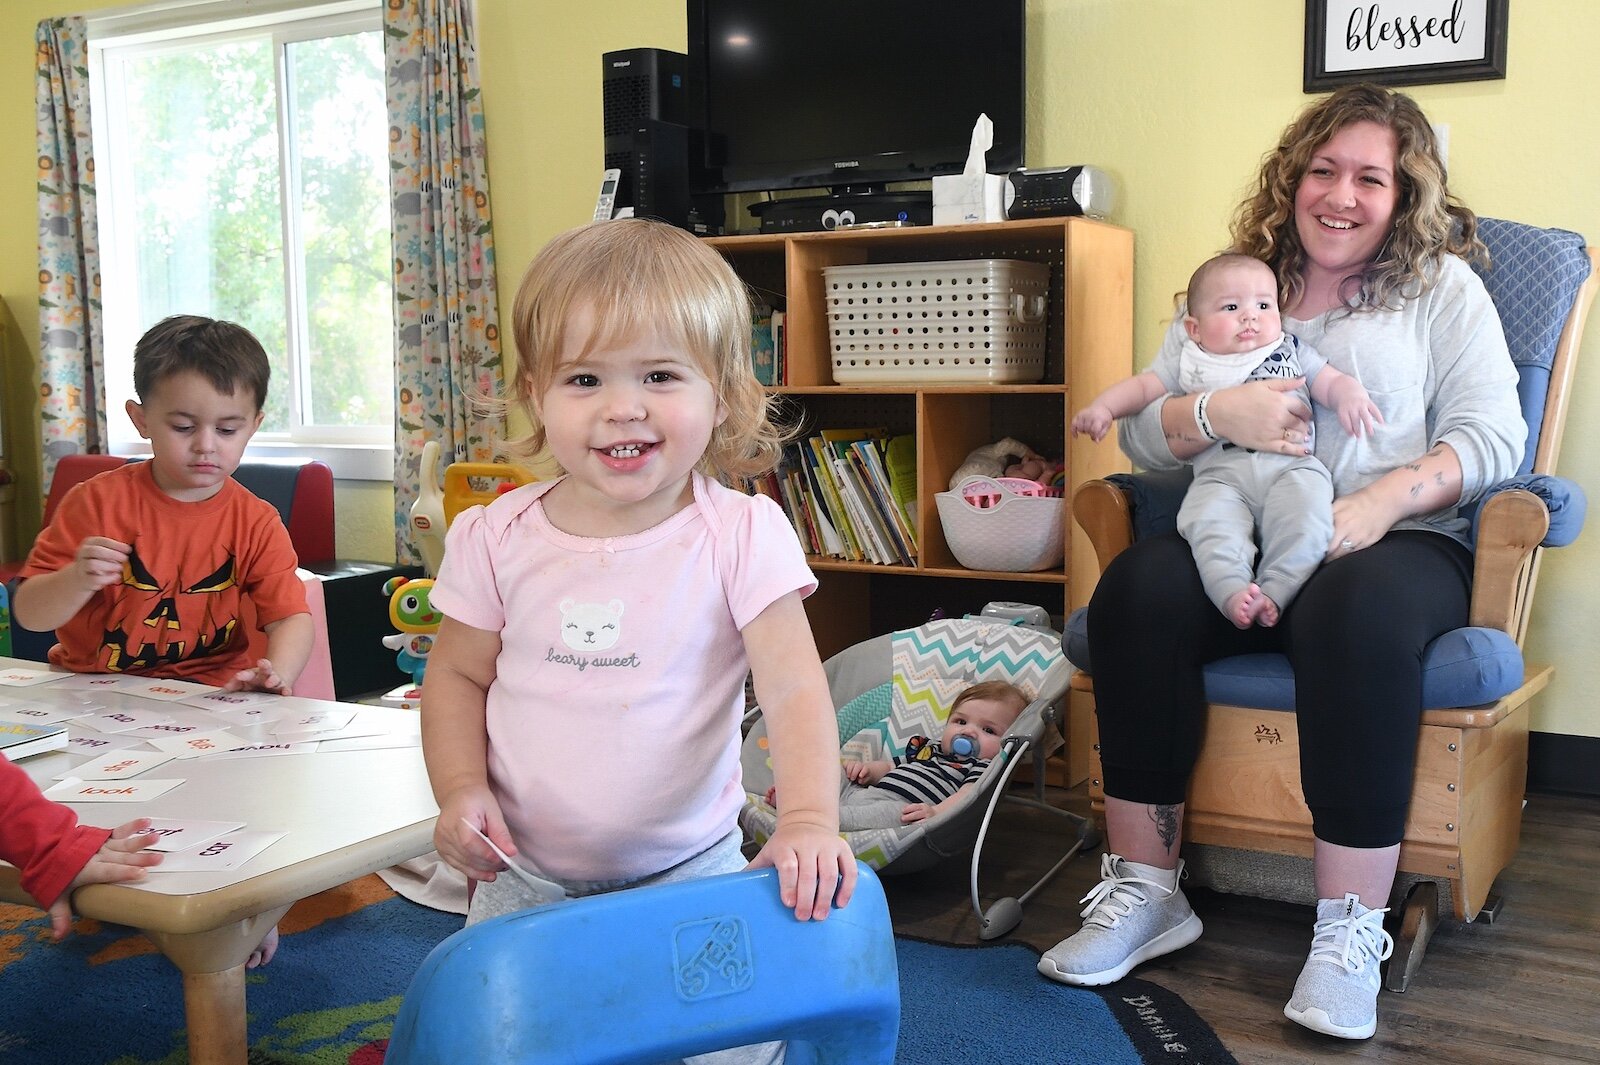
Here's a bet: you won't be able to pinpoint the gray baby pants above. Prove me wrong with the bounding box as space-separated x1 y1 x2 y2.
1177 447 1334 616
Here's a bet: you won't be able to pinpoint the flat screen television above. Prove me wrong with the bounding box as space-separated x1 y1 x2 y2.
686 0 1025 196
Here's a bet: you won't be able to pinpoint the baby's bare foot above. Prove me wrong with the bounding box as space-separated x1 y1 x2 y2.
1253 594 1282 628
1224 585 1261 629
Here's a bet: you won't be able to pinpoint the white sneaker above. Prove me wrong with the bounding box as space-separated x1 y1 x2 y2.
1284 893 1394 1039
1037 853 1203 987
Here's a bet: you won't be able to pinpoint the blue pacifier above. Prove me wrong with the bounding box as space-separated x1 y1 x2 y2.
949 735 978 758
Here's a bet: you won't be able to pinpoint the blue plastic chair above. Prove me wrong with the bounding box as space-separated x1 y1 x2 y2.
385 862 899 1065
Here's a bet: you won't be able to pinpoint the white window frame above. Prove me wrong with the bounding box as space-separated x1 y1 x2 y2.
88 0 393 481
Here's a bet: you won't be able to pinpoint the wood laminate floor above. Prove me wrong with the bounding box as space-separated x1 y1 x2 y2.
882 787 1600 1064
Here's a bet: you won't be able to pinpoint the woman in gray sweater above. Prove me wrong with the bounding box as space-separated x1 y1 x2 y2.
1037 84 1523 1043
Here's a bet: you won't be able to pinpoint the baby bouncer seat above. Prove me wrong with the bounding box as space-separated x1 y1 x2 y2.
740 615 1099 939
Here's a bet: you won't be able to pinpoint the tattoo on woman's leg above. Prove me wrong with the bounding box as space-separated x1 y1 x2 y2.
1148 805 1180 854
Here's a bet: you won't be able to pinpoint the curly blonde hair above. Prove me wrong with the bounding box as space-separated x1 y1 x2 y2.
1231 83 1486 314
505 218 788 481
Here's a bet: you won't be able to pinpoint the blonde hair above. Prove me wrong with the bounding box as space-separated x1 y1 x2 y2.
506 218 787 481
952 679 1030 718
1230 83 1486 314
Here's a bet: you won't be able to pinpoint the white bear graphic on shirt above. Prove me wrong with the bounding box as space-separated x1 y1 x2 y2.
559 598 624 651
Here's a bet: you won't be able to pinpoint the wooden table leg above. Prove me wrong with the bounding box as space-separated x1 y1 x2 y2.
145 905 292 1065
182 964 249 1065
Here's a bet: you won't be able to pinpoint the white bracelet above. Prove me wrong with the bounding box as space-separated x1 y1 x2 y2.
1194 391 1218 442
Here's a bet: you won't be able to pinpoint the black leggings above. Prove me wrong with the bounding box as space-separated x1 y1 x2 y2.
1087 529 1473 848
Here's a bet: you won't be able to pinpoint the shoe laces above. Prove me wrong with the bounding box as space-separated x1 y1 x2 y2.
1309 895 1394 975
1077 853 1179 930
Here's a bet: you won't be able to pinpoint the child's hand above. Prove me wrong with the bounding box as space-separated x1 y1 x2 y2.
748 820 856 922
1326 374 1384 438
51 818 162 940
1071 406 1114 442
436 787 518 883
72 537 131 593
843 758 890 786
224 658 291 696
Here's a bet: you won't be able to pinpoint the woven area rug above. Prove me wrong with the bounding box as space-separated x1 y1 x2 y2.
0 878 1236 1064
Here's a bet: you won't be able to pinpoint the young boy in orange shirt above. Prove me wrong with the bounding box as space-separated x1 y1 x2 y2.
13 314 313 965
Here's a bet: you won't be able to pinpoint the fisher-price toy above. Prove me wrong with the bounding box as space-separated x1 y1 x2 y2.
380 575 439 709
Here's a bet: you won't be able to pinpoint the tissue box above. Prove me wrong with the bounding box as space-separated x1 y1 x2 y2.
932 172 1006 225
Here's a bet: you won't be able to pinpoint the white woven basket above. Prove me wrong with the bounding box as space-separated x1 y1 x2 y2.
824 258 1050 384
934 475 1065 572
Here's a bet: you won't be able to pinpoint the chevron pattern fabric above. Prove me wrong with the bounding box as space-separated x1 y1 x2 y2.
875 619 1063 758
740 620 1066 871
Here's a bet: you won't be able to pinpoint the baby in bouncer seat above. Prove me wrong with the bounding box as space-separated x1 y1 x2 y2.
767 680 1028 830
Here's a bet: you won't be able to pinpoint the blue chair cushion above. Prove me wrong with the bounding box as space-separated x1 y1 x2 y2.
1064 608 1523 711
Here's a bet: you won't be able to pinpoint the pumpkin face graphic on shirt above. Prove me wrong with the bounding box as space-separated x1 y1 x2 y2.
100 543 242 672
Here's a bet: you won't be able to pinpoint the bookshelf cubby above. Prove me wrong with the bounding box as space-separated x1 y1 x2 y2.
707 217 1133 661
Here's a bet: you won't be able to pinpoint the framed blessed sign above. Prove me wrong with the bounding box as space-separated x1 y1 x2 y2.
1304 0 1508 92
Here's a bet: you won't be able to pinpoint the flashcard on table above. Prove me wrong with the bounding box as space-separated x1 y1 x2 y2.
0 667 65 687
210 740 320 759
199 703 289 727
270 708 356 738
140 817 246 853
56 749 176 780
0 703 97 725
67 732 144 755
121 678 216 702
49 674 133 692
82 707 176 734
44 776 184 802
125 721 225 740
146 731 242 758
182 689 275 711
151 829 286 872
315 730 422 753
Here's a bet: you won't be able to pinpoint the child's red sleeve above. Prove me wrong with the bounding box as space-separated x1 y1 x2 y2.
0 756 111 909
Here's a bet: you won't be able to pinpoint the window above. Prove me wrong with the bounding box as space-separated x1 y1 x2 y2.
90 1 393 479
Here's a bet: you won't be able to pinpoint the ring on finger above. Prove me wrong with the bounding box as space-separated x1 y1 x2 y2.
1340 538 1356 551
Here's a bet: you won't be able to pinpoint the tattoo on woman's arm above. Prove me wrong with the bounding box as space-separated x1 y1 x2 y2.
1148 804 1181 853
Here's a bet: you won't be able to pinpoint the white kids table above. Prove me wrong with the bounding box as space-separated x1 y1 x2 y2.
0 658 440 1065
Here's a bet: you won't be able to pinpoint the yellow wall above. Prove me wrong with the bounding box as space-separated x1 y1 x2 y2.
2 1 1597 737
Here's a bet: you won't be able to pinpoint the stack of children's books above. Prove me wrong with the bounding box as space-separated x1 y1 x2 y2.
750 428 918 566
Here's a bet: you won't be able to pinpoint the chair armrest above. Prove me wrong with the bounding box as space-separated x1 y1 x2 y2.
1469 489 1551 633
1071 468 1193 576
1471 473 1587 549
1071 480 1134 575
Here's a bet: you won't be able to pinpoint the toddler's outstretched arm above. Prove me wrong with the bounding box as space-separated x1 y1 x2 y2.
1071 371 1167 442
50 818 164 939
422 615 518 882
1311 365 1383 438
743 592 856 921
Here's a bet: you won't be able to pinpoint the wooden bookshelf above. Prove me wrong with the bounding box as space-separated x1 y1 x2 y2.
708 217 1133 661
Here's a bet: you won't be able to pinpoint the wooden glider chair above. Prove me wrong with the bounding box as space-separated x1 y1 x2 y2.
1063 219 1597 991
